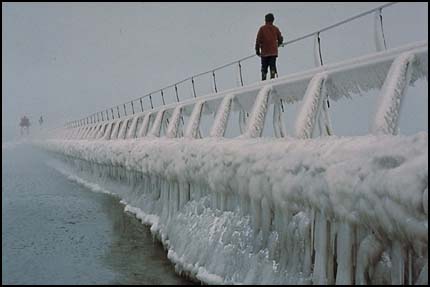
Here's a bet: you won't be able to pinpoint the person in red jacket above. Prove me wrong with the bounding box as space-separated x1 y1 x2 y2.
255 13 284 81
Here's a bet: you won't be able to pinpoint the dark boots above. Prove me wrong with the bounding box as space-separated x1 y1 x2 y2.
262 72 267 81
262 70 277 81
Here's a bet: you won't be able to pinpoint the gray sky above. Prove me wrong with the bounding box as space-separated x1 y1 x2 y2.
2 2 428 140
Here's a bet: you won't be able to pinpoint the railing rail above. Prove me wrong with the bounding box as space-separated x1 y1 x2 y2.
65 2 399 129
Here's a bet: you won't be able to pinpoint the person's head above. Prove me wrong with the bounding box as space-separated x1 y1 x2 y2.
265 13 274 23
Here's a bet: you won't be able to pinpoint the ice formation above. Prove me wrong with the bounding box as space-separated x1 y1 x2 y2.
38 131 428 285
35 41 428 285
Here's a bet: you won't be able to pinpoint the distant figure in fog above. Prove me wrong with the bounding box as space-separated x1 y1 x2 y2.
20 115 31 135
39 115 44 126
255 13 284 81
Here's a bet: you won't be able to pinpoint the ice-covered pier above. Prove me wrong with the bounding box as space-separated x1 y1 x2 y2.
36 39 428 285
33 2 428 284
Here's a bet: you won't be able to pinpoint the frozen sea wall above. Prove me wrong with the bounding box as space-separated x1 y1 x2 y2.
38 133 428 285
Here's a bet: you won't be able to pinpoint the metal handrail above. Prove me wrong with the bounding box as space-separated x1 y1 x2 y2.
67 2 398 128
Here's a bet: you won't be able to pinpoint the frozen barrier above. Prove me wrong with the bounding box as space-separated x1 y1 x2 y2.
37 132 428 285
34 41 428 285
60 41 427 141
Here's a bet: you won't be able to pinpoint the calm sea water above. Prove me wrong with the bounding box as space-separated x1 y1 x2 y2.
2 143 195 285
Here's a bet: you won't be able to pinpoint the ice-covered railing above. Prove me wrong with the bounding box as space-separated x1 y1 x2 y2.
63 2 401 130
54 40 427 141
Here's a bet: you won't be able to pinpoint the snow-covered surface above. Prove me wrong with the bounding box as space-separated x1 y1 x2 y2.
36 131 428 285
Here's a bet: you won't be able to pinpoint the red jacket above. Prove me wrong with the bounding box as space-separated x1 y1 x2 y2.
255 23 283 57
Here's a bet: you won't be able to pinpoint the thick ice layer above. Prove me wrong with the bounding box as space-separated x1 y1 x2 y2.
294 73 327 139
371 52 415 135
37 132 428 285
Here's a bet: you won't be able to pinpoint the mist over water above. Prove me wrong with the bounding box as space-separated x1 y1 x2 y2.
2 144 194 285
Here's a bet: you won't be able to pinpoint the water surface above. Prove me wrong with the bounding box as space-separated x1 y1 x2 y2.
2 143 194 285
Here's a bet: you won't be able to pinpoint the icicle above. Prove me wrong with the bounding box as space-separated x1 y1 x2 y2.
390 241 405 285
260 197 271 245
355 234 384 285
408 248 413 285
312 211 329 285
310 209 316 270
327 221 336 285
178 181 190 210
336 222 353 285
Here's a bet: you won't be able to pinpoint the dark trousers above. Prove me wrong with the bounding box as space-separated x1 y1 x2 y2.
261 56 277 80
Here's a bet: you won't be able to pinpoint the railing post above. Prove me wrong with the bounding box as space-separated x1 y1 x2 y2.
149 94 154 109
316 32 330 108
140 98 144 112
212 70 218 93
379 8 387 50
96 112 99 122
375 8 388 51
317 32 324 66
238 61 244 86
123 104 127 116
106 109 109 120
174 84 180 102
161 89 166 105
111 108 115 119
117 106 120 118
191 77 197 98
131 101 135 114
